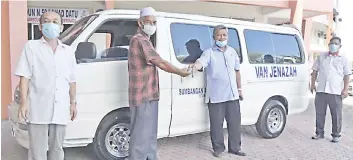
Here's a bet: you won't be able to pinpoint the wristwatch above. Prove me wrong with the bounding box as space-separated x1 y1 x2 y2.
238 88 242 91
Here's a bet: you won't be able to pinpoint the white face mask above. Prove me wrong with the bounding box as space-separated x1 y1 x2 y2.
142 23 156 36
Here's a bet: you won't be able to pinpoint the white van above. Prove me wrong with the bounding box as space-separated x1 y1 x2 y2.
8 9 310 160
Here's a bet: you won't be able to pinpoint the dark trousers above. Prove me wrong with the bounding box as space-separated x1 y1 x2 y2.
315 92 343 137
129 101 159 160
208 100 242 153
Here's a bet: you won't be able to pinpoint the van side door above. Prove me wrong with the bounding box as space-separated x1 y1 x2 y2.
166 19 245 136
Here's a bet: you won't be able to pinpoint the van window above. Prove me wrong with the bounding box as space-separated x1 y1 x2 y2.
244 30 275 64
170 23 212 64
271 34 302 64
170 23 242 64
210 27 242 62
79 19 157 63
85 20 138 62
59 15 97 45
244 29 303 64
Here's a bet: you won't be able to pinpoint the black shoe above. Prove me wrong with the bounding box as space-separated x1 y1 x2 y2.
229 150 246 156
212 150 223 157
311 134 324 140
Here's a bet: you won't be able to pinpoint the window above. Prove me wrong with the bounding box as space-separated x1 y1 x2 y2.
59 15 97 45
79 19 149 63
88 32 112 57
244 30 275 64
211 27 242 62
28 24 32 40
244 29 303 64
170 23 242 64
271 34 302 64
171 23 212 64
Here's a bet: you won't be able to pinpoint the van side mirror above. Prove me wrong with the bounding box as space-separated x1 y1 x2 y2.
75 42 97 63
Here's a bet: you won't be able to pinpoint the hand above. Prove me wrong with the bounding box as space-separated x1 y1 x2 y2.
188 63 202 71
341 89 348 99
70 104 77 121
238 90 244 100
178 68 191 77
310 83 316 94
18 100 29 121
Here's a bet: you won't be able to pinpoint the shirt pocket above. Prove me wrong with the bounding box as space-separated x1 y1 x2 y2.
332 58 344 73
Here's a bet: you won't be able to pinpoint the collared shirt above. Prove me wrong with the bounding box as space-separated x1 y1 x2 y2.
14 37 77 125
312 52 351 95
128 30 162 107
197 45 240 104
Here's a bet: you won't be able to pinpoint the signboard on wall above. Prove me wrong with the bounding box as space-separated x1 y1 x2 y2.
27 7 89 24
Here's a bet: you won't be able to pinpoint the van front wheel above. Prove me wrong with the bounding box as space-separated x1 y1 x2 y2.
93 110 130 160
255 100 286 139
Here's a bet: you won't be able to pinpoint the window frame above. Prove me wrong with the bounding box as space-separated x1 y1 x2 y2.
81 18 139 63
170 22 243 64
243 29 305 65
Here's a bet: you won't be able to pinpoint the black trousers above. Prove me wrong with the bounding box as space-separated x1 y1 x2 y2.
315 92 343 137
208 100 242 153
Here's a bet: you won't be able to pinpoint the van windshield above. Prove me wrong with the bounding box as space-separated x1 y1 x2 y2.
59 15 98 46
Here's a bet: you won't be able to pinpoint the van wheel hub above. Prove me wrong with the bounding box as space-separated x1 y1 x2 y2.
267 108 284 133
105 123 130 158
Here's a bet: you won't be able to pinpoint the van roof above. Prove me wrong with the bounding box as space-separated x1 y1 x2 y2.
95 9 300 34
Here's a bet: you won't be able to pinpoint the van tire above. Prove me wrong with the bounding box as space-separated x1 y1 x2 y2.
93 109 130 160
255 100 286 139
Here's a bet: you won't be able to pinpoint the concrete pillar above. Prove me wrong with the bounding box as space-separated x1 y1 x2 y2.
302 18 313 63
1 1 28 119
289 0 304 30
1 1 11 119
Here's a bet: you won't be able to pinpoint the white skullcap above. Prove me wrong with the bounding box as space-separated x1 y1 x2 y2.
140 7 156 18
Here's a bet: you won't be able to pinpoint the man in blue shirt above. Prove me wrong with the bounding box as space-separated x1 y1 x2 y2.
189 25 246 157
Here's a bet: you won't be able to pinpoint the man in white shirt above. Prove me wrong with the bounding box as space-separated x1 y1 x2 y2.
310 37 351 143
15 11 77 160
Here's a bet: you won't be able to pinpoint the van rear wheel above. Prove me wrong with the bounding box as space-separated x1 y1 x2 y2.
93 110 130 160
255 100 286 139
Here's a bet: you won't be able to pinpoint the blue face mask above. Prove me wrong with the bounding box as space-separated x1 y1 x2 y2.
41 23 61 39
329 44 340 53
215 40 227 47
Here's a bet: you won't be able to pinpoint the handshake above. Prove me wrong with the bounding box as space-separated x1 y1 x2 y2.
176 63 203 77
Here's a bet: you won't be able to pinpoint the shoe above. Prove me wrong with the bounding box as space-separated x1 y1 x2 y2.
331 137 340 143
212 150 223 157
229 150 246 156
311 134 324 140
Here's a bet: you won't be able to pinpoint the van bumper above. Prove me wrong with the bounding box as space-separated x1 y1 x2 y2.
8 102 29 149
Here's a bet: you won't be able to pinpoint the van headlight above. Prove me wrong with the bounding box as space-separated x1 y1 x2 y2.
14 86 20 104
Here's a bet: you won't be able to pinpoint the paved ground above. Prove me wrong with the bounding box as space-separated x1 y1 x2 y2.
2 97 353 160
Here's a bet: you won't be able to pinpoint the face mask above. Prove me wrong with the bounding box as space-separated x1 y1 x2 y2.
215 40 227 47
142 23 157 36
329 44 339 53
41 23 61 39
